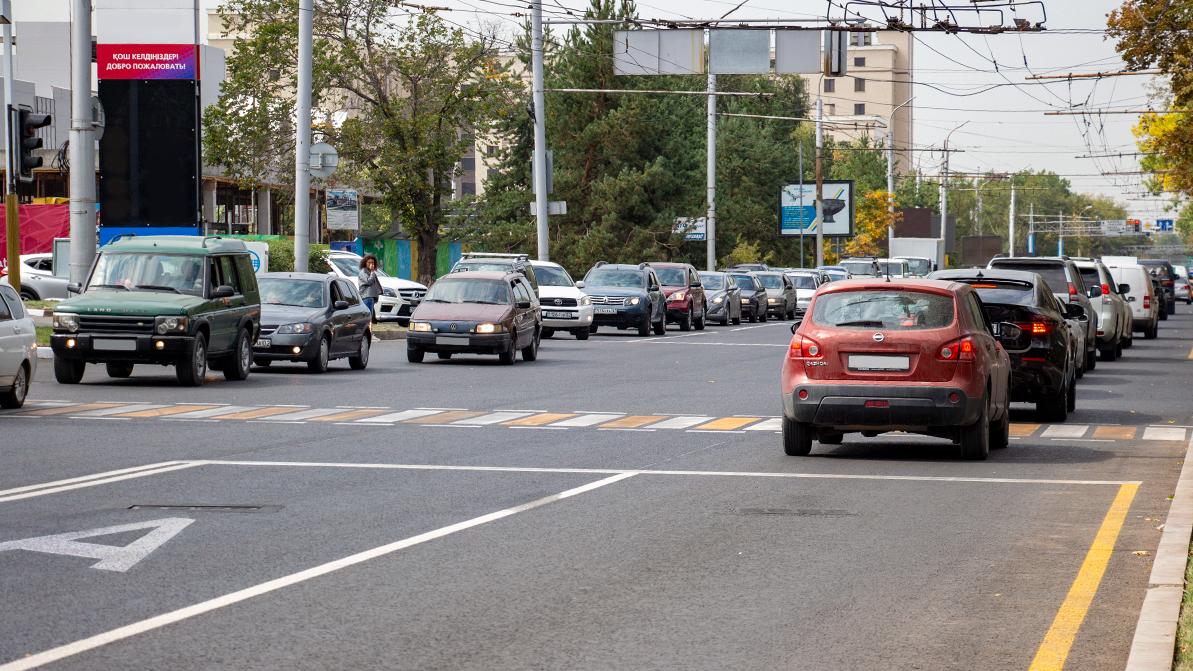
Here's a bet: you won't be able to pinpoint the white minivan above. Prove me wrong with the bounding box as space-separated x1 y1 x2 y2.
1106 263 1159 340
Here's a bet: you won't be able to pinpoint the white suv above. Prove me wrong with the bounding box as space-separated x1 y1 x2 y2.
327 251 427 325
530 260 593 339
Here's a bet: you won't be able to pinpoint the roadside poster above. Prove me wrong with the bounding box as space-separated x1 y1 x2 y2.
780 181 853 237
326 189 360 231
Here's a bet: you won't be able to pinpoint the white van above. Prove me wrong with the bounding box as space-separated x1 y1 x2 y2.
1106 263 1159 340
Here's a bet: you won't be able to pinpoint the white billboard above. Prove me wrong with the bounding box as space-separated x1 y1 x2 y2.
780 181 853 237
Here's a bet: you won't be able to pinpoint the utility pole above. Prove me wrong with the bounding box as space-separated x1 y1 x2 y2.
705 71 715 271
1058 209 1064 256
939 122 968 263
886 126 894 255
2 11 16 292
798 141 804 266
530 0 549 261
1008 182 1016 256
1028 202 1035 256
293 0 313 271
814 95 823 267
69 0 95 286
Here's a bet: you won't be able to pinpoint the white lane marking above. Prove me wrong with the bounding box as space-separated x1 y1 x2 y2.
623 331 712 344
0 473 637 671
0 462 189 498
356 409 443 424
640 341 787 347
1041 424 1090 439
745 418 783 431
198 460 1139 486
0 518 193 572
550 413 624 427
456 411 534 425
71 404 166 417
166 405 256 419
260 408 348 422
0 463 202 504
646 416 714 430
1144 427 1188 442
730 323 781 331
1050 438 1115 443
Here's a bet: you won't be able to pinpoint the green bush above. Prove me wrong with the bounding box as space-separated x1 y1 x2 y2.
262 240 331 273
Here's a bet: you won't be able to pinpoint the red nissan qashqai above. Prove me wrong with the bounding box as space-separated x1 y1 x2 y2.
781 279 1013 460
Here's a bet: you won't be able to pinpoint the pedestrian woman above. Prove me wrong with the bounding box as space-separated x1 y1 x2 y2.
358 254 382 324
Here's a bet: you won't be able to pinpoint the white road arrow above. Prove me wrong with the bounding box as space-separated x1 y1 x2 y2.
0 518 194 572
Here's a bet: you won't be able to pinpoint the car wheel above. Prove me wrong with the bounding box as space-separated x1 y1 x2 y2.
818 433 843 445
782 416 813 456
1123 336 1133 348
541 328 555 339
223 329 253 381
54 358 85 385
521 331 539 361
1168 301 1176 315
990 403 1010 450
679 308 692 332
760 310 768 323
1038 379 1069 422
748 311 758 324
175 332 208 387
1067 378 1077 413
1160 308 1168 321
19 289 37 301
349 332 370 370
396 318 410 328
1146 323 1158 339
1100 346 1116 362
589 324 599 335
437 352 452 360
652 315 666 335
1115 342 1123 360
1086 347 1097 371
694 304 706 330
0 362 29 408
407 346 425 363
637 312 651 337
307 336 330 374
574 327 590 341
498 345 516 365
105 363 134 379
732 314 742 325
959 395 990 461
254 358 272 368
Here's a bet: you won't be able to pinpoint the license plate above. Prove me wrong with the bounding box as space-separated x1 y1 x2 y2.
254 339 271 348
848 354 910 371
544 311 573 319
596 307 618 314
435 336 470 347
92 338 136 351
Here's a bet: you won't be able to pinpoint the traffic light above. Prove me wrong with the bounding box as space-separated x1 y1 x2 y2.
15 108 50 183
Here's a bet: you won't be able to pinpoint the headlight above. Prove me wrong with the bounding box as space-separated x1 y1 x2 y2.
768 298 779 304
629 297 641 305
53 313 79 332
382 288 397 298
276 322 315 334
670 291 686 302
154 316 189 334
713 296 724 304
411 321 432 332
475 323 503 334
579 295 591 306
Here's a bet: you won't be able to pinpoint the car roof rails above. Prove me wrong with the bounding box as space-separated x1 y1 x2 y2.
594 260 607 267
201 236 225 248
460 252 529 260
107 233 138 243
638 262 651 269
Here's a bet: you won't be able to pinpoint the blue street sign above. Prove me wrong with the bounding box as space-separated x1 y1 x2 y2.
1157 218 1174 232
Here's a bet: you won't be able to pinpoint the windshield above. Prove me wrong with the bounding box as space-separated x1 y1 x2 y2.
729 274 756 290
900 259 932 275
990 262 1068 295
757 274 785 289
259 279 326 308
586 269 645 288
698 272 726 290
812 289 955 330
534 265 573 287
878 262 908 276
823 269 847 281
424 278 510 304
840 260 875 275
330 256 360 277
88 253 205 296
788 274 818 289
956 280 1035 306
655 268 687 286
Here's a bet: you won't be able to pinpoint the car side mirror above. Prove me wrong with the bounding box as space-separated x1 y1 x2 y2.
516 300 532 309
1063 302 1084 319
649 284 659 292
334 300 349 310
67 282 82 294
1118 283 1131 295
691 281 702 288
1087 285 1103 298
574 281 585 289
212 285 236 299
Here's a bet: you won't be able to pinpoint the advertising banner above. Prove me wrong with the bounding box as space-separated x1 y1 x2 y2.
780 181 853 237
674 217 706 241
326 190 361 231
97 44 198 80
0 205 70 260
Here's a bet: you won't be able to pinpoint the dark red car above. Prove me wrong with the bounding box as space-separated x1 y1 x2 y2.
781 279 1012 460
649 262 707 331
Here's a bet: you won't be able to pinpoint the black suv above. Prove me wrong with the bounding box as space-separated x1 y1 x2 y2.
1138 259 1177 316
579 262 666 336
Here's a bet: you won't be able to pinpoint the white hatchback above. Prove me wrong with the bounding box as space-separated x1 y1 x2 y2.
0 284 37 408
530 261 594 339
328 252 427 324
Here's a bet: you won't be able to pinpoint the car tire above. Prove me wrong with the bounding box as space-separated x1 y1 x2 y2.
959 395 990 461
782 416 813 456
223 329 253 381
574 328 590 341
349 332 370 370
748 311 758 324
1067 378 1077 413
652 316 666 335
437 352 452 360
1123 336 1133 348
407 346 425 363
1168 301 1176 315
732 314 742 325
1100 346 1116 362
54 358 85 385
105 363 134 379
1146 322 1158 339
760 309 768 323
679 308 692 332
498 345 516 365
590 324 599 335
307 335 330 374
1115 342 1123 360
1038 380 1069 422
521 331 539 362
694 304 706 330
637 313 651 337
175 332 208 387
1086 347 1097 371
1160 308 1168 321
818 433 843 445
990 404 1010 450
19 289 38 301
541 328 555 339
0 362 30 408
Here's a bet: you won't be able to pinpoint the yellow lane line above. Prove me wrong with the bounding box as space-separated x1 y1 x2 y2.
215 407 302 421
1188 346 1193 360
18 403 124 417
1028 483 1139 671
403 411 485 425
1010 423 1040 437
308 409 392 423
504 413 576 427
598 415 668 429
1092 426 1136 441
694 417 761 431
110 404 217 418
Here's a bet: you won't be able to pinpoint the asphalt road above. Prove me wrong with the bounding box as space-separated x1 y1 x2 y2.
1 311 1191 670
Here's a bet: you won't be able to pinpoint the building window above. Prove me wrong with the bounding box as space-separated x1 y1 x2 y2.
460 156 476 173
850 32 873 47
854 78 865 92
853 103 866 115
486 145 497 157
824 78 835 93
854 56 866 67
461 182 476 196
826 103 836 115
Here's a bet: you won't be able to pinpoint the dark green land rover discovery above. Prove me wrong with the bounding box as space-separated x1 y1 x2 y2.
51 236 262 386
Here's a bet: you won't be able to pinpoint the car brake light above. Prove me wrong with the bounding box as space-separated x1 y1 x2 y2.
1018 321 1051 336
1144 295 1151 310
1101 283 1110 296
970 283 998 289
1068 282 1078 298
788 335 822 359
864 400 889 408
939 337 976 361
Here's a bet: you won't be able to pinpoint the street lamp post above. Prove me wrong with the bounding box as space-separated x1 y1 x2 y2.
938 121 969 260
884 96 914 256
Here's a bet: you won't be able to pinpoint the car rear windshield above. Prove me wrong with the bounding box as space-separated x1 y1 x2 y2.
1078 267 1101 288
955 279 1035 306
1139 260 1173 278
900 258 933 275
423 278 510 305
788 274 818 289
259 278 326 308
812 289 955 330
990 262 1068 294
757 274 785 289
729 274 757 290
698 272 726 290
534 265 573 287
654 268 687 286
585 269 645 288
840 260 874 275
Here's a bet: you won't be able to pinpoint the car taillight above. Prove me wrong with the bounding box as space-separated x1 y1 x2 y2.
1101 283 1110 296
788 335 822 359
1019 321 1051 336
1144 295 1151 310
939 337 976 361
1068 282 1078 298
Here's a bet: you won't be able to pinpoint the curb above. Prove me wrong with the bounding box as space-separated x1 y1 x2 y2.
36 347 53 359
1126 432 1193 670
372 328 406 341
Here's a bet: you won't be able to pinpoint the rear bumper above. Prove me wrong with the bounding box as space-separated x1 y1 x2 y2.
1008 356 1066 401
51 333 191 363
783 383 981 430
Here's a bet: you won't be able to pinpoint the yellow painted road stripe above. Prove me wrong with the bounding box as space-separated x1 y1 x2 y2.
215 407 302 421
1092 426 1136 440
308 408 391 423
109 404 215 418
599 415 668 429
18 403 123 417
404 411 485 425
1028 483 1139 671
504 413 576 427
1188 345 1193 360
694 416 761 431
1010 423 1040 437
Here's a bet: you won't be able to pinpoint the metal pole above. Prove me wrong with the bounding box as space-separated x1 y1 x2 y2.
1028 202 1034 256
1058 209 1064 256
293 0 313 272
69 0 96 287
1008 182 1016 256
939 145 947 252
705 71 715 271
3 18 16 292
886 126 894 255
798 141 804 267
814 95 823 267
531 0 549 261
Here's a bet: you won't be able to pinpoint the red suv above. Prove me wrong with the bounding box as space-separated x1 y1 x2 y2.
649 262 707 331
781 279 1012 460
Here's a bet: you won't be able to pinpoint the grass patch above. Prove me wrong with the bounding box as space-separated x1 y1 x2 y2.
1175 542 1193 670
24 300 58 310
35 325 52 346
